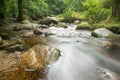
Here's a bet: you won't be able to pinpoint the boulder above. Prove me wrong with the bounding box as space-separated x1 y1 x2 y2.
34 29 43 35
0 52 44 80
56 22 68 28
102 41 119 49
0 40 24 52
91 28 117 38
0 44 61 79
20 30 34 38
21 20 31 24
13 20 39 31
76 21 91 30
21 45 61 69
73 20 80 24
34 29 53 36
39 24 48 29
40 17 58 25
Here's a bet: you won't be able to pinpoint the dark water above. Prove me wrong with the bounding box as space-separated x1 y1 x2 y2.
41 27 120 80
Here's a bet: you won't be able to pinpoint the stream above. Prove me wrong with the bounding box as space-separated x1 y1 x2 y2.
42 26 120 80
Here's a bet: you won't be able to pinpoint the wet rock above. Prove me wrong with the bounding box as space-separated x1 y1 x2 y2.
0 37 3 45
6 44 24 52
21 20 31 24
73 20 80 24
20 30 34 38
0 44 60 80
34 28 53 36
56 22 68 28
21 45 61 69
0 40 24 52
13 20 39 31
23 36 46 50
102 41 118 49
91 28 117 38
13 26 23 31
39 24 48 29
0 33 10 40
21 23 39 30
76 21 91 30
34 29 43 35
39 17 58 25
0 52 43 80
0 36 46 52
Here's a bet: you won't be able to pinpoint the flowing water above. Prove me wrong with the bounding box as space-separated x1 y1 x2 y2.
42 26 120 80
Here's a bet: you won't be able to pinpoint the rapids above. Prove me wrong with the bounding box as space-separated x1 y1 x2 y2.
41 26 120 80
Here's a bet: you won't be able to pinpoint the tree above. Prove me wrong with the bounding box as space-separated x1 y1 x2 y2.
17 0 23 22
112 0 120 21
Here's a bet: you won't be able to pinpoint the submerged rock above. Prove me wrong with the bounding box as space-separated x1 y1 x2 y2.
91 28 117 38
102 41 118 49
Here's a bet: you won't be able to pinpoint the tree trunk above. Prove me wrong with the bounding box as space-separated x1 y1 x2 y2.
112 0 120 21
17 0 23 22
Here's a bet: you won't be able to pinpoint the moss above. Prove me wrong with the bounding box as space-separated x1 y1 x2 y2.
23 15 29 20
91 24 106 30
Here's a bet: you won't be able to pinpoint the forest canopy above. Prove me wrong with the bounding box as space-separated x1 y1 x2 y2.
0 0 120 24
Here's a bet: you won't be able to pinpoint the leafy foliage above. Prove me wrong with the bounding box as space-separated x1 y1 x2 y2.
82 0 111 23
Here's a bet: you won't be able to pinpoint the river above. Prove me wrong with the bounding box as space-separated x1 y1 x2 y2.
41 26 120 80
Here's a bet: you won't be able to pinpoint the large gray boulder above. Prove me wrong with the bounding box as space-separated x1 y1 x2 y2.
91 28 117 38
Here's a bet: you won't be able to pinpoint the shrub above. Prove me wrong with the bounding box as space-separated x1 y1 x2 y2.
82 0 111 23
57 10 85 23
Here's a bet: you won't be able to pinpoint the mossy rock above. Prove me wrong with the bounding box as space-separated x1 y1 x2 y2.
23 15 29 20
92 23 120 34
91 24 106 30
106 24 120 34
22 36 46 50
76 22 91 30
39 17 58 25
13 26 23 31
0 37 3 45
